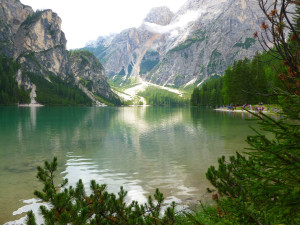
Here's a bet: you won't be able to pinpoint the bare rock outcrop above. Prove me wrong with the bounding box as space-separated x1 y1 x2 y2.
70 50 115 100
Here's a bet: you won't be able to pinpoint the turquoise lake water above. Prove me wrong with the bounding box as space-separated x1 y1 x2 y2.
0 106 256 224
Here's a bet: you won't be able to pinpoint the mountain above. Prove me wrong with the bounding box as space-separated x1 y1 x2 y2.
86 0 264 88
70 50 121 105
0 0 118 105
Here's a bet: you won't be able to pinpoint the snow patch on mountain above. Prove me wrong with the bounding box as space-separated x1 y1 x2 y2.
143 9 201 35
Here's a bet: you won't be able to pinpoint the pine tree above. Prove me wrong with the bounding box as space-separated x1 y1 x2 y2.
206 104 300 224
191 87 200 106
26 157 179 224
0 54 30 105
209 89 217 106
250 53 268 102
206 1 300 224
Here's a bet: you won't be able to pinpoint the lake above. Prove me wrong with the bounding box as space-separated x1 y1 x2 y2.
0 106 256 224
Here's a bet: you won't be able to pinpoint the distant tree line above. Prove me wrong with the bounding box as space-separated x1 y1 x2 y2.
95 92 122 106
139 86 188 106
191 75 224 107
191 52 283 107
26 72 92 106
0 54 30 105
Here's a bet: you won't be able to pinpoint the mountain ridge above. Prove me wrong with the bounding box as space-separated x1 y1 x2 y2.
0 0 118 105
86 0 264 88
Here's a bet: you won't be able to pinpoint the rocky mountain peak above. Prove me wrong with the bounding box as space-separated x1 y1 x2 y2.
0 0 33 33
0 0 34 57
86 0 265 88
144 6 174 26
14 9 67 59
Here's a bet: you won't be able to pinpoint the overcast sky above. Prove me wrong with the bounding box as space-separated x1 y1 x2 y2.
20 0 187 49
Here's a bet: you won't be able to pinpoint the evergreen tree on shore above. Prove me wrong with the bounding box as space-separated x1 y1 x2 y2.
190 52 280 107
26 157 179 225
205 1 300 224
0 54 30 105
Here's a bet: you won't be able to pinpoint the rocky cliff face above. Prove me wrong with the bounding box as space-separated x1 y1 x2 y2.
0 0 118 104
144 6 174 25
70 50 115 100
15 9 72 87
0 0 33 57
86 0 264 87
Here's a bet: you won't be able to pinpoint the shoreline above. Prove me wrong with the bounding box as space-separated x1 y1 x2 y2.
18 103 44 107
214 108 272 113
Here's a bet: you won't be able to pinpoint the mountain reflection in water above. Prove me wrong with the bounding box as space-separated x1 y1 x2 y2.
0 107 255 224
